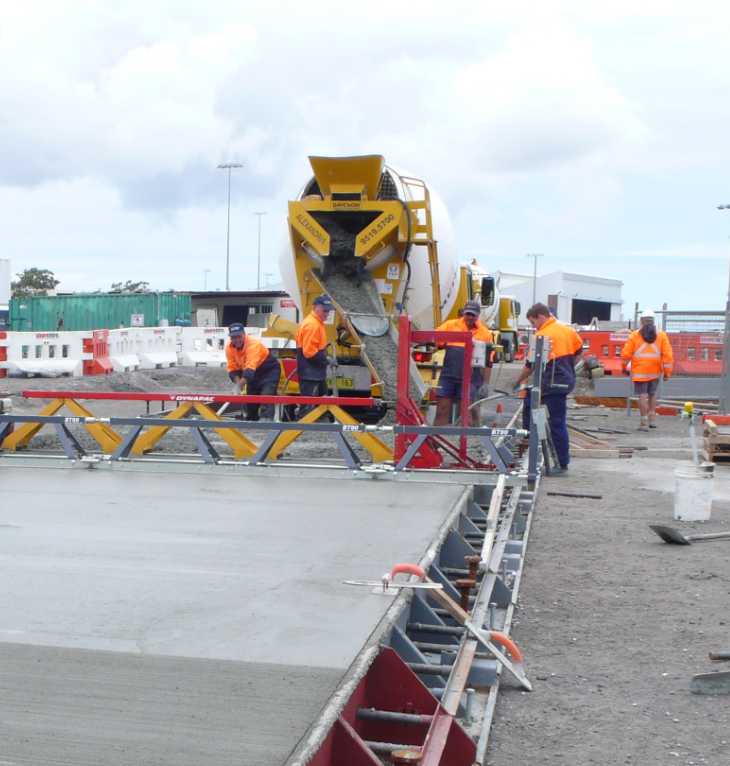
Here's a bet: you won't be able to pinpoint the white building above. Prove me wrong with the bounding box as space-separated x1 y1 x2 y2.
496 270 623 326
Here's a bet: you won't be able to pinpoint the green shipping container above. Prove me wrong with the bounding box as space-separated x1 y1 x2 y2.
9 292 192 332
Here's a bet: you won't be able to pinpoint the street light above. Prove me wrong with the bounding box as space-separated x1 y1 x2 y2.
203 268 211 290
254 211 267 290
526 253 543 306
717 205 730 412
217 162 243 291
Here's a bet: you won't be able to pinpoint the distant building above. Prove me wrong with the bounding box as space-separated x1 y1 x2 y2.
496 270 623 326
190 290 299 328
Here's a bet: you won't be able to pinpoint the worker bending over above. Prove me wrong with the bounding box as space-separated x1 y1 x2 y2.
516 303 583 475
295 294 334 415
434 300 493 426
621 308 673 431
226 323 281 421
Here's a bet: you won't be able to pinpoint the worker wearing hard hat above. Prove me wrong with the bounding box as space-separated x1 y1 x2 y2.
621 309 673 431
295 294 334 415
434 300 494 426
226 323 282 421
515 303 583 475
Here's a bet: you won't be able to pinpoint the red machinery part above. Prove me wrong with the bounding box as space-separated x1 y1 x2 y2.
0 331 6 378
21 390 377 407
306 647 475 766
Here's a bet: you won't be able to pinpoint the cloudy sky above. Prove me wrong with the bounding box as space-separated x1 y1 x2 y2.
2 1 729 316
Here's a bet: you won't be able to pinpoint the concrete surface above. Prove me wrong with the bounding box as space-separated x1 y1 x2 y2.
0 642 342 766
0 463 463 764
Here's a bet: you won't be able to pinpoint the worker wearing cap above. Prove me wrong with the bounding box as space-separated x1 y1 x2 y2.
434 300 494 426
515 303 583 474
621 309 673 431
295 295 334 414
226 323 282 421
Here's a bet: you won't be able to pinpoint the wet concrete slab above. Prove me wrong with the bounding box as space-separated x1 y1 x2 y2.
0 463 462 764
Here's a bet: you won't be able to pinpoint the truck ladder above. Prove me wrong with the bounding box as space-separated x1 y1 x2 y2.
399 175 443 327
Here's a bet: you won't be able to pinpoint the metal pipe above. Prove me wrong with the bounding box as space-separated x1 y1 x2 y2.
357 708 432 726
407 623 465 636
406 662 452 675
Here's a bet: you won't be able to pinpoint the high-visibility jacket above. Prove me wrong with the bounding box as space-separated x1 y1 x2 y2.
226 336 280 384
436 317 494 383
534 316 583 395
295 312 329 381
620 330 673 382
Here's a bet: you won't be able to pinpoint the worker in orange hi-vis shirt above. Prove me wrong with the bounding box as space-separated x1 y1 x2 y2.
434 300 494 426
621 308 673 431
295 294 334 417
515 303 583 476
226 323 281 421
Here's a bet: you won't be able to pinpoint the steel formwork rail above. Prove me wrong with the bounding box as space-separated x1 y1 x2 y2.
0 413 526 438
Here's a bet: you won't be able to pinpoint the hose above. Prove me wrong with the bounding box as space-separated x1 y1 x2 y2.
397 198 413 313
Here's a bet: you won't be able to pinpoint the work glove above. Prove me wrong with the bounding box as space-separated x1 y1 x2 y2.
476 383 490 401
512 382 523 393
622 366 630 376
327 355 337 366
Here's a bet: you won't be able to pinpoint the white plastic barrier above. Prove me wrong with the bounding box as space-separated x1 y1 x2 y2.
107 328 140 372
177 326 227 367
134 326 178 369
0 331 90 377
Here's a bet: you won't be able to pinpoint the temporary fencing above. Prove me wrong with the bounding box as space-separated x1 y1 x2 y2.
0 325 294 378
0 331 91 377
580 330 723 376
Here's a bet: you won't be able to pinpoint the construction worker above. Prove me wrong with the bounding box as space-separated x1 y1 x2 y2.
621 308 673 431
515 303 583 475
434 300 494 426
295 294 334 416
226 323 281 421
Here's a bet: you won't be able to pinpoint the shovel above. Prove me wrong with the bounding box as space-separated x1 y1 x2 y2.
690 671 730 695
649 524 730 545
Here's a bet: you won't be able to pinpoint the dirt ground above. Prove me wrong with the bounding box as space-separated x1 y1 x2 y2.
488 411 730 766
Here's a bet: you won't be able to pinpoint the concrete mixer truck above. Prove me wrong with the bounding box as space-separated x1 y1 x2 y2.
270 155 518 420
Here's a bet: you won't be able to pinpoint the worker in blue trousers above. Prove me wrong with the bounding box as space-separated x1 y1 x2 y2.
515 303 583 475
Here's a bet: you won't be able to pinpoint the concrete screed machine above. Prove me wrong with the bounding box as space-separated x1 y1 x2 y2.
269 154 519 422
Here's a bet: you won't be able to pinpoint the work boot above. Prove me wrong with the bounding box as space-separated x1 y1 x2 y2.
649 417 657 429
638 418 649 432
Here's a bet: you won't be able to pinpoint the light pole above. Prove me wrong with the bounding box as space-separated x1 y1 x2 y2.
217 162 243 291
254 211 267 290
203 269 211 290
526 253 543 306
716 205 730 412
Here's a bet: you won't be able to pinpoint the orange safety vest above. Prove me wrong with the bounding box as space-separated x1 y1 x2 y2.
295 312 328 358
536 316 583 361
620 330 673 382
226 335 273 374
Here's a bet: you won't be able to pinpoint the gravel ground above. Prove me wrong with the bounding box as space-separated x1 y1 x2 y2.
488 410 730 766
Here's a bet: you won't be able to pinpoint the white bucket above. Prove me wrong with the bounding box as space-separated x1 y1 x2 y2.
673 462 715 522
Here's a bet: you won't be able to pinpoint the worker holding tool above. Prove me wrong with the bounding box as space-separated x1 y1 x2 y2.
620 308 673 431
434 300 494 426
225 323 282 421
295 294 334 417
515 303 583 475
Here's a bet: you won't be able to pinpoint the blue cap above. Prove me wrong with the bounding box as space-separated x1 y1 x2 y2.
314 294 334 309
228 323 245 336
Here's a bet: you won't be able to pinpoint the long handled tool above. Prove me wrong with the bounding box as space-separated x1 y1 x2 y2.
388 564 532 691
649 524 730 545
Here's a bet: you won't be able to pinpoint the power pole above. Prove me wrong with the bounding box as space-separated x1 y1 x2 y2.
526 253 543 306
217 162 243 291
254 211 267 290
717 205 730 412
